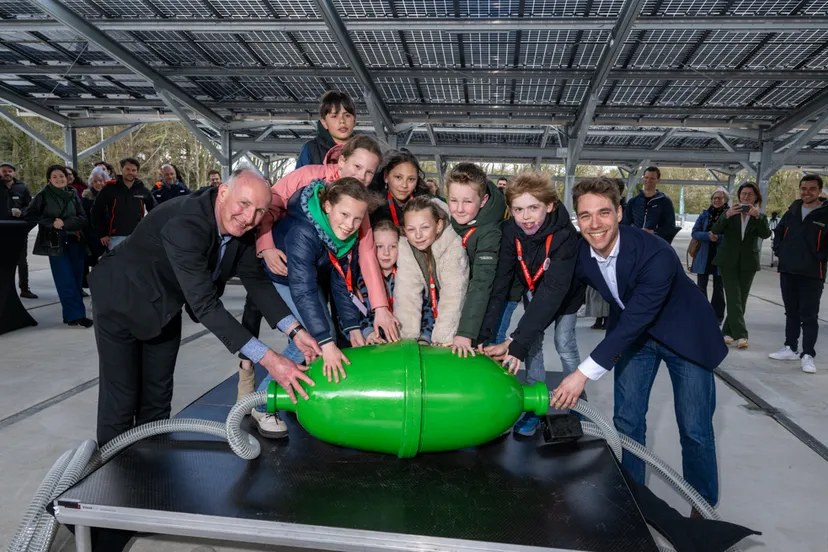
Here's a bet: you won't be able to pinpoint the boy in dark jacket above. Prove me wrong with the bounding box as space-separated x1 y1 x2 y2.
444 163 506 356
296 90 356 168
770 174 828 373
622 166 678 243
91 157 156 249
479 172 584 436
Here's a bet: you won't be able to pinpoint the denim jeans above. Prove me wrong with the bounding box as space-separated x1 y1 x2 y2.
255 283 335 411
524 313 581 385
49 240 86 323
495 300 519 344
614 338 719 506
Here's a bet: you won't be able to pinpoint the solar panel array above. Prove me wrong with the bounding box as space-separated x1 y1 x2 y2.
0 0 827 168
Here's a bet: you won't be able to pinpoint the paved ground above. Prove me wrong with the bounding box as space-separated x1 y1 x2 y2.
2 227 827 552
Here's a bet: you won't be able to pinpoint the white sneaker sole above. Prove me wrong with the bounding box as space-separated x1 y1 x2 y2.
769 355 800 361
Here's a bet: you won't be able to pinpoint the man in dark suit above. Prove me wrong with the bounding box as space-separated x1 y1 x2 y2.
89 168 320 445
552 177 727 510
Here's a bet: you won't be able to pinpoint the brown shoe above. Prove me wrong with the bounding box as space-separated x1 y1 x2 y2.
237 361 256 402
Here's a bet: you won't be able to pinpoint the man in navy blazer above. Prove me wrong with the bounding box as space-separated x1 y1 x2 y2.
552 177 727 509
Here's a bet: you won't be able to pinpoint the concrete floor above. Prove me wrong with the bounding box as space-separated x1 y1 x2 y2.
2 227 827 552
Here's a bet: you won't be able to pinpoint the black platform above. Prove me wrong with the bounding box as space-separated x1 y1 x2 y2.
55 369 658 552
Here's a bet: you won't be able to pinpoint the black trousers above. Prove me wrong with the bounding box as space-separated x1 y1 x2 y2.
780 272 824 358
17 242 29 290
94 306 183 445
697 273 725 323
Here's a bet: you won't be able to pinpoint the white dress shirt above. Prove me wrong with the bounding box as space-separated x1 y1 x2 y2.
740 213 749 240
577 234 623 381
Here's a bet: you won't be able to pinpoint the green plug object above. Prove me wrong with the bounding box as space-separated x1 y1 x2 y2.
267 340 549 458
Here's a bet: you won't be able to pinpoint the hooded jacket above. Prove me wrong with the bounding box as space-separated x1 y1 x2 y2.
91 175 155 237
394 199 469 344
268 183 362 346
0 178 31 219
152 179 191 204
479 204 584 361
450 179 506 341
772 199 828 280
254 144 386 311
622 190 679 243
296 122 336 169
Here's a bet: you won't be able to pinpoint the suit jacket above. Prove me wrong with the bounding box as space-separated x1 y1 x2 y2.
88 187 291 353
711 211 771 272
575 225 728 371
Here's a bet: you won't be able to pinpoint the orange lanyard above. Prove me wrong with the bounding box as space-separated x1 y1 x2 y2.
328 251 353 295
428 270 438 319
462 227 477 248
387 267 396 313
515 234 553 292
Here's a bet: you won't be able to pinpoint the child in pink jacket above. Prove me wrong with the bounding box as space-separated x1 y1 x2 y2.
254 135 399 341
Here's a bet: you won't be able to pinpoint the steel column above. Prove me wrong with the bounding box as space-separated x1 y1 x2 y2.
221 131 232 180
434 154 446 192
63 126 78 169
78 124 143 160
757 141 775 214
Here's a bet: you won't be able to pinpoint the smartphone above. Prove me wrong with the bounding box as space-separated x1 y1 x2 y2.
740 204 751 213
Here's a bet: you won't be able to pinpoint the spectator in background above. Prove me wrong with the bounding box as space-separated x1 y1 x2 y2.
0 161 37 299
94 160 115 178
82 166 108 289
296 90 356 169
91 157 155 250
622 166 679 243
424 178 443 199
711 182 771 349
770 174 828 374
152 163 191 204
690 188 729 325
496 177 508 191
207 169 222 187
65 167 86 198
24 165 92 327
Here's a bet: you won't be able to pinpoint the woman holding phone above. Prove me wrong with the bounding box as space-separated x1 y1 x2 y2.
711 181 771 349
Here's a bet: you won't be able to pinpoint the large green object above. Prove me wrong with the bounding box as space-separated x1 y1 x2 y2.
267 340 549 458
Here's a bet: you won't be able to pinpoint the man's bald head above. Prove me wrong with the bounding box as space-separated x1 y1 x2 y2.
215 168 272 236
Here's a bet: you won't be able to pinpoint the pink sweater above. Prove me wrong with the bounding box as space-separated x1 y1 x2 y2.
255 161 388 311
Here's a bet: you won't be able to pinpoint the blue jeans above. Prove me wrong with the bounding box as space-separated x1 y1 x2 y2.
49 240 86 322
255 282 335 411
525 313 581 384
614 338 719 506
495 300 519 344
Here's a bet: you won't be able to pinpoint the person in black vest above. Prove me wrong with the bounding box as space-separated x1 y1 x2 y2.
769 174 828 374
1 161 37 298
622 166 679 243
90 157 156 250
89 168 322 446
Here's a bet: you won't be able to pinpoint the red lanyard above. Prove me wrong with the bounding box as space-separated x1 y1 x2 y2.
328 251 353 294
387 192 411 225
387 267 396 312
515 234 553 292
428 270 438 319
462 227 477 248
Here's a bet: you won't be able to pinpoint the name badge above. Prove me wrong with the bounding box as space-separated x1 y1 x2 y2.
352 294 368 316
526 290 534 302
814 221 825 227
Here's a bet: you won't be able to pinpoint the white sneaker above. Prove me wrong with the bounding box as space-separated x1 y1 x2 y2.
769 346 800 361
802 355 816 374
723 335 734 345
736 338 748 349
250 409 288 439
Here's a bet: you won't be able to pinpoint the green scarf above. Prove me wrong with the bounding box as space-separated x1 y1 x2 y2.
42 184 77 219
306 182 358 258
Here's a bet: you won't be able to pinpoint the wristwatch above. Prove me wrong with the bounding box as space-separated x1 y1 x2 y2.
287 324 305 340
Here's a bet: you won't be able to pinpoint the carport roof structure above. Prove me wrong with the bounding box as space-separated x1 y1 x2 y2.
1 0 827 198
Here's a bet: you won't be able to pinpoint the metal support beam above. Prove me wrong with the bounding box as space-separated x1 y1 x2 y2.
757 141 775 214
158 91 227 166
364 90 396 148
63 126 77 168
0 107 69 160
434 154 446 193
0 85 68 126
715 133 758 176
78 124 143 161
425 124 437 146
652 128 678 151
766 87 828 139
221 131 232 180
66 116 179 128
312 0 394 136
727 174 736 194
765 111 828 176
254 126 276 142
34 0 224 129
